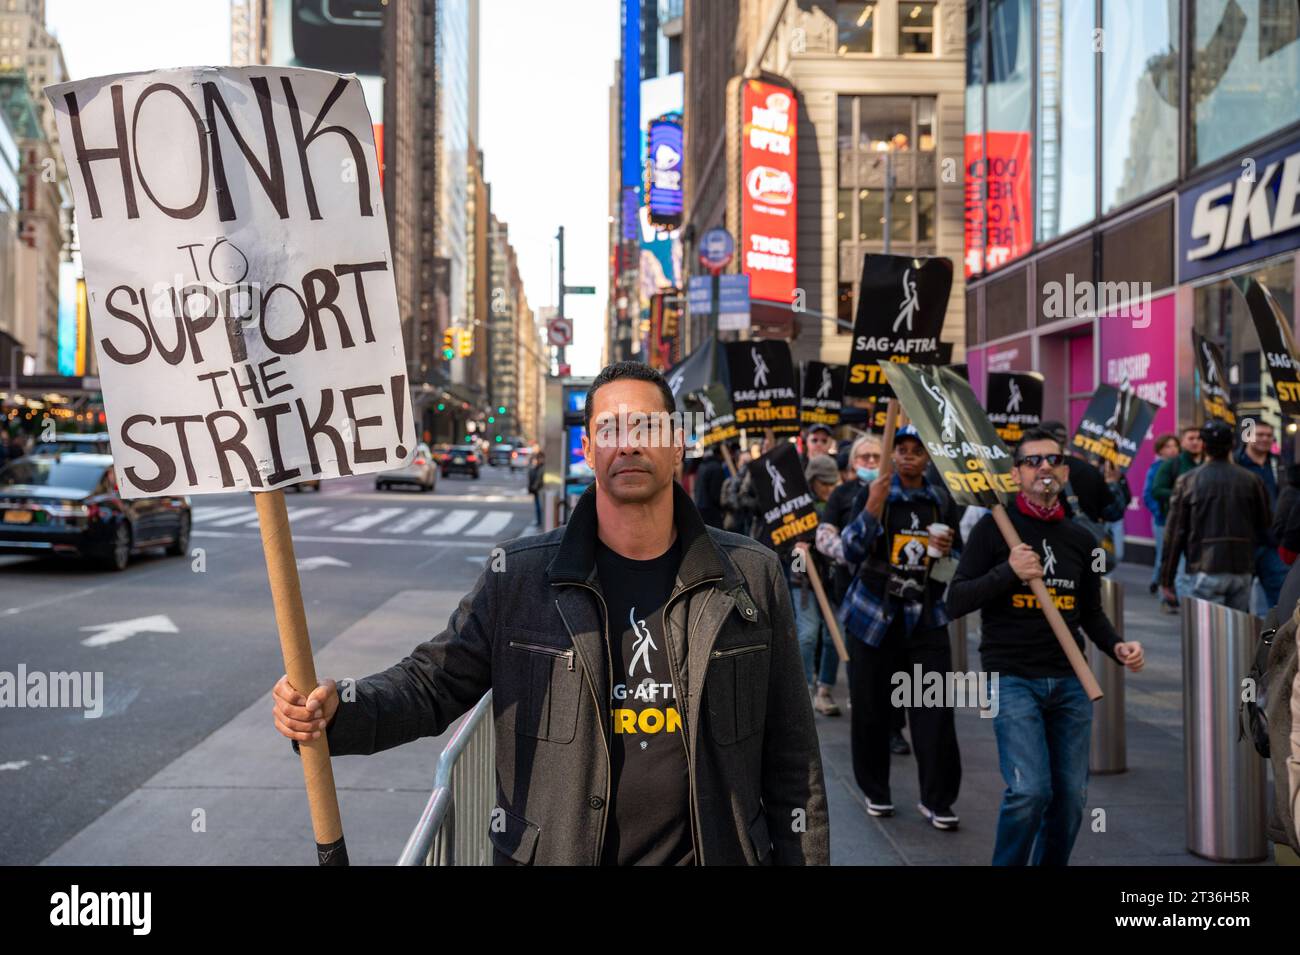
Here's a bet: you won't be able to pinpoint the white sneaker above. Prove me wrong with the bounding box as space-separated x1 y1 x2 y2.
865 799 894 817
918 803 959 830
813 686 841 717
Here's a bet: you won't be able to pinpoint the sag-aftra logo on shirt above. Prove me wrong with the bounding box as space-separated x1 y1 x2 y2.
611 605 681 736
1010 540 1078 611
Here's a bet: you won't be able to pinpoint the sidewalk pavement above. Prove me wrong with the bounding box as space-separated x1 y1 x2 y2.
817 562 1257 865
43 590 461 866
44 564 1264 866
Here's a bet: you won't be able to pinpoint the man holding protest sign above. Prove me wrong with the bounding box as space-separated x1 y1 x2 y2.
947 429 1145 865
274 361 829 865
838 424 964 826
49 65 420 865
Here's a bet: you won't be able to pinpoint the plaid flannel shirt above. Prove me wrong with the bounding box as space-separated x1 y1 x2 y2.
838 477 951 647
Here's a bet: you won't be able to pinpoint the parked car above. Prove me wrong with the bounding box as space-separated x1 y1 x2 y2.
30 433 112 456
376 443 437 492
511 446 533 473
0 453 191 571
488 443 514 468
441 445 481 479
289 478 321 492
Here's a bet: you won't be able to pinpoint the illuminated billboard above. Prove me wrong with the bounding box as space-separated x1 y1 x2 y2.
646 115 683 228
740 79 797 304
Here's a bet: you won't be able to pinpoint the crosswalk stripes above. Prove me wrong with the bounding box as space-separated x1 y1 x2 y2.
422 510 477 536
330 508 405 533
464 511 512 537
383 509 441 534
191 506 252 524
207 508 260 527
191 503 522 539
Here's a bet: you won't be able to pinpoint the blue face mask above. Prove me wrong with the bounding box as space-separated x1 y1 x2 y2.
856 466 878 483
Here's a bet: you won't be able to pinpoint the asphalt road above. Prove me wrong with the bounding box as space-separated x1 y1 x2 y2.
0 463 536 865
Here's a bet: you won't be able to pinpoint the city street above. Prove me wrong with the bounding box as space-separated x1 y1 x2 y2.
0 463 536 865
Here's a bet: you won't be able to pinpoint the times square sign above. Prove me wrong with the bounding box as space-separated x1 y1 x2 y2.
740 79 797 305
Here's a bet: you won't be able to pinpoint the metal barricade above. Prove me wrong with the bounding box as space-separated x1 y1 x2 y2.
948 613 969 673
542 490 560 531
397 692 496 866
1181 597 1267 862
1086 577 1126 774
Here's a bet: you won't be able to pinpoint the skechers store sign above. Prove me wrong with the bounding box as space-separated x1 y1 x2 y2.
1180 135 1300 283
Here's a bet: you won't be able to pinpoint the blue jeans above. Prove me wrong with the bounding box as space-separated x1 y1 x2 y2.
990 675 1092 866
1189 571 1252 613
533 492 542 526
1150 520 1165 587
1255 545 1287 611
790 578 839 687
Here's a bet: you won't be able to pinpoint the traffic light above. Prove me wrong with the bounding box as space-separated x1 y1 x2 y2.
457 327 473 358
497 406 506 415
442 328 455 361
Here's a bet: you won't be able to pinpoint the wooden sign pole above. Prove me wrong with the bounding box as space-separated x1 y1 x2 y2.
255 488 349 865
720 442 738 479
989 502 1104 701
805 558 850 662
878 398 900 480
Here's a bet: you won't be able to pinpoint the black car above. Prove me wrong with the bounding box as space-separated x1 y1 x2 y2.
441 445 481 480
0 454 191 571
488 443 514 468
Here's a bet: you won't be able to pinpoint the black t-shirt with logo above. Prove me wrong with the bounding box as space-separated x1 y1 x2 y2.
947 508 1122 678
594 536 693 866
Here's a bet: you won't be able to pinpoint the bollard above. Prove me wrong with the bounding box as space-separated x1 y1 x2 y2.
1086 578 1126 774
1181 596 1268 862
542 490 559 532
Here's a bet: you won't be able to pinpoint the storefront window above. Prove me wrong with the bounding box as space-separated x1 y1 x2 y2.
899 2 936 55
859 96 913 151
1191 0 1300 167
980 0 1033 271
1191 257 1297 459
838 188 853 243
858 188 883 240
836 2 877 54
1101 0 1178 212
1037 0 1096 241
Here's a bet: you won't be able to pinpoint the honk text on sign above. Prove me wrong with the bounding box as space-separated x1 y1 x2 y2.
46 66 415 498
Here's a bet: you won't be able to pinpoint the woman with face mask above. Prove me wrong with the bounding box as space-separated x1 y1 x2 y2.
817 436 882 619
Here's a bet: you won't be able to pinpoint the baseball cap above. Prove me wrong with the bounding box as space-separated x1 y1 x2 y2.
894 424 923 445
804 454 840 486
807 423 833 437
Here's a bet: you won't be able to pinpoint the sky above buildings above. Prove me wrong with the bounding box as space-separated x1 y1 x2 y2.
45 0 615 377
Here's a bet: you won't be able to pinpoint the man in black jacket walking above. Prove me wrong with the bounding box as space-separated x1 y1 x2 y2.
1161 419 1272 613
271 361 829 865
947 428 1144 865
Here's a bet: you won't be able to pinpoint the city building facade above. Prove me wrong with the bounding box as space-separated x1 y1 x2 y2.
962 0 1300 558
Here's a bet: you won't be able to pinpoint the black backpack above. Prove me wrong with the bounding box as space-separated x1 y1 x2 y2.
1241 600 1300 853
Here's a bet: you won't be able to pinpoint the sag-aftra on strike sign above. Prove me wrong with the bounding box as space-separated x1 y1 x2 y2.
47 66 414 498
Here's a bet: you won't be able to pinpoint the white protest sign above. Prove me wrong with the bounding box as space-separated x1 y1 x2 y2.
46 66 415 498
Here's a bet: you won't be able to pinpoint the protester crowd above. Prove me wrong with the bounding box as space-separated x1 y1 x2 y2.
688 411 1300 865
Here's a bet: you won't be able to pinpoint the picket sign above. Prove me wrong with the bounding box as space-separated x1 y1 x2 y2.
45 65 422 864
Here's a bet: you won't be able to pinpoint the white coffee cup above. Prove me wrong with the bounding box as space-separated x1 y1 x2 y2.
926 523 951 558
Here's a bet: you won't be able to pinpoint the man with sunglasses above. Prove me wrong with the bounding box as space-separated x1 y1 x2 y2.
947 428 1145 865
838 425 965 827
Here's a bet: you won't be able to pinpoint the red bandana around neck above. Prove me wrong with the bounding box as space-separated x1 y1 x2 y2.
1015 492 1065 523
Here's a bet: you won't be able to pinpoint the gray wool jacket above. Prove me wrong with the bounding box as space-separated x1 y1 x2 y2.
322 481 830 865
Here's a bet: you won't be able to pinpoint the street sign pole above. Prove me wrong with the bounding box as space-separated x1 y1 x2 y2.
556 226 566 368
